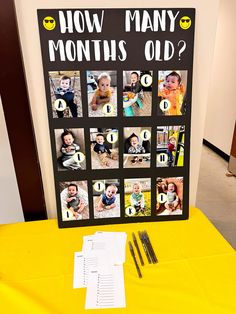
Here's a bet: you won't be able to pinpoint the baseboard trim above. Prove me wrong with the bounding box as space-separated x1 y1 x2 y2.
203 139 230 162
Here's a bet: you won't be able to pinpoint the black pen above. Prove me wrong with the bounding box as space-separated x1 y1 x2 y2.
128 241 142 278
143 230 158 263
132 232 144 266
138 231 152 264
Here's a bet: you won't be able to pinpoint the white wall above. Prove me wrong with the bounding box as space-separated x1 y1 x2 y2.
0 97 24 224
204 0 236 155
14 0 220 217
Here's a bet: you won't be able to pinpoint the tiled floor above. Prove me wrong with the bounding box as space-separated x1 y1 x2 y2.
196 145 236 249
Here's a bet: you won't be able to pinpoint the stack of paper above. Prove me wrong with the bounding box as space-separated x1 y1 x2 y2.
73 231 127 309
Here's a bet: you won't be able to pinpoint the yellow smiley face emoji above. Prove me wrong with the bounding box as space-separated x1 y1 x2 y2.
43 16 56 31
179 16 191 30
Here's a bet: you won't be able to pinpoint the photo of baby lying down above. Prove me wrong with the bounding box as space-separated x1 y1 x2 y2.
60 181 89 221
87 70 117 117
156 177 183 216
93 179 120 219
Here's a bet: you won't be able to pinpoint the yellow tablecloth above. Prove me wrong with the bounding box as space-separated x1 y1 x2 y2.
1 207 236 314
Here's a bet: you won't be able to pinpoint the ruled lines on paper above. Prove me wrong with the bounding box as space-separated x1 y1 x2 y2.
73 232 127 309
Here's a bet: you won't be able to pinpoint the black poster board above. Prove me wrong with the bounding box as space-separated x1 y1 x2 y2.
37 8 195 227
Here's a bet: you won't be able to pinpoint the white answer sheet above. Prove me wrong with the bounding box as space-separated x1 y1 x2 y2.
73 231 127 309
73 251 99 288
82 231 127 265
85 265 126 309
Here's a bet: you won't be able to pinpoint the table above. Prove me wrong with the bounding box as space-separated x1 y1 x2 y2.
1 207 236 313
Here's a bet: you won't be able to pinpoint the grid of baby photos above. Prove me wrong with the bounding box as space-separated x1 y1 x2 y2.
38 7 195 227
43 67 191 227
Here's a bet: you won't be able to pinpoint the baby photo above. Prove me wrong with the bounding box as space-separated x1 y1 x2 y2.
54 128 86 171
124 178 151 217
156 125 185 167
87 70 117 117
90 128 119 169
60 180 89 221
123 127 151 168
157 70 187 116
156 177 183 216
93 179 120 219
123 70 152 117
49 70 82 118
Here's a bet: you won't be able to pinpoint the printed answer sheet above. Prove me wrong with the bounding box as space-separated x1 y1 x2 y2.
73 251 100 288
73 231 127 309
82 232 127 264
85 265 126 309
